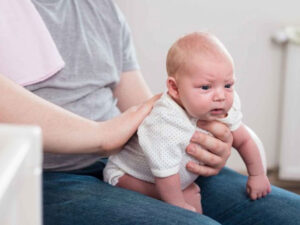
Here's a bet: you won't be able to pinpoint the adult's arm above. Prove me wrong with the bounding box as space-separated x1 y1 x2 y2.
0 74 158 154
114 70 153 111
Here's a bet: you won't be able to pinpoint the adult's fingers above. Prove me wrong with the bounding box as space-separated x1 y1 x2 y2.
136 93 162 116
186 161 220 177
186 142 223 167
142 93 162 108
190 131 231 158
195 120 233 145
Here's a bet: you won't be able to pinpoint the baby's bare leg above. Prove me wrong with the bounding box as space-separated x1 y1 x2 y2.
117 174 160 199
117 174 202 213
183 183 202 214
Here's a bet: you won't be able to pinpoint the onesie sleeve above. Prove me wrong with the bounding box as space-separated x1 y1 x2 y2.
219 91 243 131
137 111 195 178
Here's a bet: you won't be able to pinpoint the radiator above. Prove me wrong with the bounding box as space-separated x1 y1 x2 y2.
274 27 300 180
0 124 42 225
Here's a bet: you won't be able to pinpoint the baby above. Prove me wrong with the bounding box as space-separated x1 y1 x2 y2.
104 32 271 214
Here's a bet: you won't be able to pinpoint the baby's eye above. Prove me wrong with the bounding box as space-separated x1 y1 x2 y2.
200 85 210 90
225 84 232 89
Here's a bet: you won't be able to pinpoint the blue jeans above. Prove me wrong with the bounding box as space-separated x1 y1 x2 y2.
43 160 300 225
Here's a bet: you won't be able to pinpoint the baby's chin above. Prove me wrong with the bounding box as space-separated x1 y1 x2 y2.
198 113 228 121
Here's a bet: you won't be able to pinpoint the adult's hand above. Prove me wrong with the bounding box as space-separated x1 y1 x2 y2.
186 120 233 176
99 93 162 155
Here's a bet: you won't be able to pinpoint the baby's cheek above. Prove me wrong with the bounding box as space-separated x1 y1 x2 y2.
227 95 234 109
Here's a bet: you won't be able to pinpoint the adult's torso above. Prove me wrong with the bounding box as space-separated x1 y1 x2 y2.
26 0 137 171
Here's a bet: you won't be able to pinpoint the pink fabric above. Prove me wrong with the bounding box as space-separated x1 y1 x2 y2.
0 0 65 86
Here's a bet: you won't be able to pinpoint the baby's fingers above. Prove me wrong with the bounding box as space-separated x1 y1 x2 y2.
257 193 263 199
250 193 258 200
262 186 271 197
247 187 251 195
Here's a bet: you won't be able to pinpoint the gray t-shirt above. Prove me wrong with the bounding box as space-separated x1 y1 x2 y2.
26 0 139 171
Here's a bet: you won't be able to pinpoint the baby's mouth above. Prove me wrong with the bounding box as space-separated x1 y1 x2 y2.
210 108 226 117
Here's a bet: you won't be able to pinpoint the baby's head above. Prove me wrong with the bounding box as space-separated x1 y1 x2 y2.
166 32 235 120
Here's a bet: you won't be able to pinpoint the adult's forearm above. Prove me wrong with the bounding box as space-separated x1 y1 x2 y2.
0 74 102 154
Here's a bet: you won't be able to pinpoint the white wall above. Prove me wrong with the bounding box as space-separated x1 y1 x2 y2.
115 0 300 171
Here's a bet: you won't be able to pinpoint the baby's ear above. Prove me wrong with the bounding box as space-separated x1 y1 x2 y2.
166 77 180 100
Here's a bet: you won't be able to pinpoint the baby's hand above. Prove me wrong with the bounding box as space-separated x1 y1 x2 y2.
247 174 271 200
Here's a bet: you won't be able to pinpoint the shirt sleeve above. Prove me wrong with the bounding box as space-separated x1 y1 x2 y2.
0 0 64 86
113 3 140 72
137 111 195 178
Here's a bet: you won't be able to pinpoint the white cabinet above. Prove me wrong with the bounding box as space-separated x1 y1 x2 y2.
0 124 42 225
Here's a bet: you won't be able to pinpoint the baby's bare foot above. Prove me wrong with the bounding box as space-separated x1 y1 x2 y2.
183 183 202 214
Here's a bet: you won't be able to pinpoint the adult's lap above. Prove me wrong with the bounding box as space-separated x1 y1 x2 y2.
43 162 300 225
197 168 300 225
43 165 219 225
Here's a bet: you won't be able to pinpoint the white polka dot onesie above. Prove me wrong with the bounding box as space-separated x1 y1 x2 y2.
104 91 242 189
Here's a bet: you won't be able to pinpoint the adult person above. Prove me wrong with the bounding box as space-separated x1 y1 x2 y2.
1 1 300 225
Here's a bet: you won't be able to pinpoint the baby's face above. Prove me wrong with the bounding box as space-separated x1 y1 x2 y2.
176 55 234 120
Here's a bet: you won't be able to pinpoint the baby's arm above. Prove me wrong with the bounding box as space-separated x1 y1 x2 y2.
232 125 271 200
155 174 196 212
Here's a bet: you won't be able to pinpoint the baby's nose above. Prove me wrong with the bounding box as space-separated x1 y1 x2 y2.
213 89 225 101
